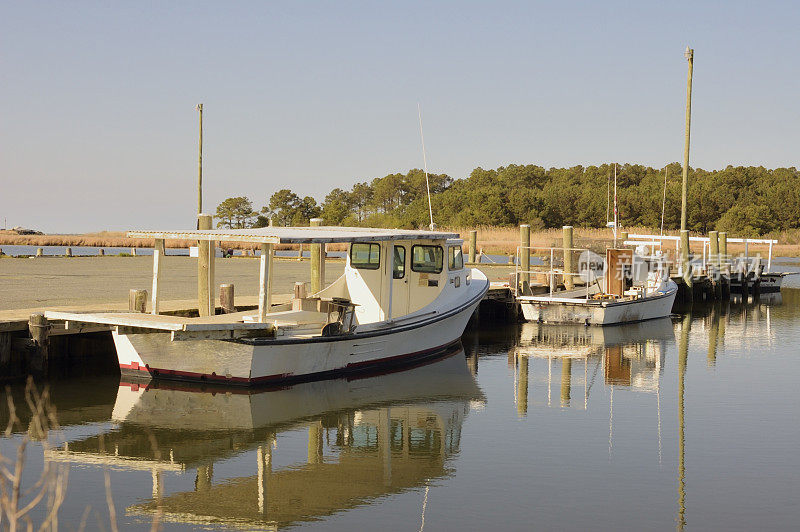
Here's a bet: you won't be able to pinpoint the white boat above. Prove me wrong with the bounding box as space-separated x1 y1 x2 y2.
516 248 678 326
46 226 488 386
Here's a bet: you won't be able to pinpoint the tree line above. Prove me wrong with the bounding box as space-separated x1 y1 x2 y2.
215 163 800 237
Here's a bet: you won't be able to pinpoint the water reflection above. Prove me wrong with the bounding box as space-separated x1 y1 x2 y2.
43 346 483 529
2 289 797 530
508 319 674 413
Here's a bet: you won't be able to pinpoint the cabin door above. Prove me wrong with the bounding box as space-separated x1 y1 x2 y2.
390 243 411 318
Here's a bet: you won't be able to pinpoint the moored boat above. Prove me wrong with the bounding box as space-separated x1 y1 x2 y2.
46 226 489 386
516 248 678 326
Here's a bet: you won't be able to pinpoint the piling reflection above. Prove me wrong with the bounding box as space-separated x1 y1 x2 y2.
508 319 674 413
42 347 483 530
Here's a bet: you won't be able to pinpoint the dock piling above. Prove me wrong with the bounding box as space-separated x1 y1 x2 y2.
129 289 147 313
563 225 574 290
220 284 236 313
469 230 477 263
709 231 722 299
36 248 43 257
520 224 530 294
680 230 693 290
28 313 49 374
65 247 72 257
197 214 215 317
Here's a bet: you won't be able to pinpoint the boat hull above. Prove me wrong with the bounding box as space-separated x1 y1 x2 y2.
114 275 489 386
519 289 677 326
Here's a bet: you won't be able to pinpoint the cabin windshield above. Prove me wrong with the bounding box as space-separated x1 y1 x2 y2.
350 243 381 269
412 245 443 274
448 246 464 270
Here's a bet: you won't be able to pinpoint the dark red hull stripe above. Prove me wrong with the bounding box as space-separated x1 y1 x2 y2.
118 338 461 387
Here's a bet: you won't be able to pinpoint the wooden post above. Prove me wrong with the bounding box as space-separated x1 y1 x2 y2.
520 224 530 294
197 214 215 316
310 218 323 294
620 231 628 245
680 229 693 289
197 103 203 216
36 248 43 257
257 243 274 322
297 245 303 261
28 313 49 375
719 232 728 263
220 284 235 313
563 225 574 290
129 289 147 313
709 231 721 299
65 247 72 257
151 239 165 315
131 248 137 256
469 230 477 263
98 248 105 256
294 282 307 299
680 47 694 232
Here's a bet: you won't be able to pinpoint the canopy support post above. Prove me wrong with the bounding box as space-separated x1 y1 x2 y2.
151 239 165 315
387 243 394 321
258 243 274 322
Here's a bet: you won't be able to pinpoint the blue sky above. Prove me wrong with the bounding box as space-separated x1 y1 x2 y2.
2 1 799 232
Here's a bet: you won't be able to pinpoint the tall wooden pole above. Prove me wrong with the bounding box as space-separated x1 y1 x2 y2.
680 48 694 232
196 103 204 218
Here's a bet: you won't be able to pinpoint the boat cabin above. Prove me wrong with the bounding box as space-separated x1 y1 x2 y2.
99 225 473 338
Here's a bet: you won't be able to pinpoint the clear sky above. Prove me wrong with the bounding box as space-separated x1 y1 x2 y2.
2 1 799 233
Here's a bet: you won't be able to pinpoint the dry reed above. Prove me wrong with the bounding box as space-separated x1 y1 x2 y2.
2 226 798 256
0 379 163 531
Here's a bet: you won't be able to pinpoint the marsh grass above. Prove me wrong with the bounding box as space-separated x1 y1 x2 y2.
2 226 798 257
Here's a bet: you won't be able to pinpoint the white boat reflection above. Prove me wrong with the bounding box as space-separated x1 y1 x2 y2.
509 318 675 413
46 346 484 529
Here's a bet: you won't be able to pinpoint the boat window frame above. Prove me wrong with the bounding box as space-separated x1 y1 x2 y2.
411 244 444 274
448 245 464 271
393 245 406 279
349 242 381 270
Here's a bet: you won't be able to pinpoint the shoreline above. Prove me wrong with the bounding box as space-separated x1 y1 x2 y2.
2 227 798 257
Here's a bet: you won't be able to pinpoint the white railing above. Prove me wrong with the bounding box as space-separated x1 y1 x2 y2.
627 233 778 273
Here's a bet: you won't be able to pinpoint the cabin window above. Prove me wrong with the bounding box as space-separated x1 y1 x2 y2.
448 246 464 270
411 245 443 274
393 246 406 279
350 243 381 270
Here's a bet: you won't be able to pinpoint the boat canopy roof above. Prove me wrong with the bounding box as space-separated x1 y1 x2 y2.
128 226 460 244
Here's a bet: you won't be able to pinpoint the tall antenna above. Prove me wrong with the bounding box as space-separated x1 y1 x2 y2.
417 103 435 230
661 166 668 237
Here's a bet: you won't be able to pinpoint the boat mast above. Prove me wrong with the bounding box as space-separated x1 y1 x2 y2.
418 103 435 230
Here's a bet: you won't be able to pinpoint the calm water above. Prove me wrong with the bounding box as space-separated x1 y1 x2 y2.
2 291 799 530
